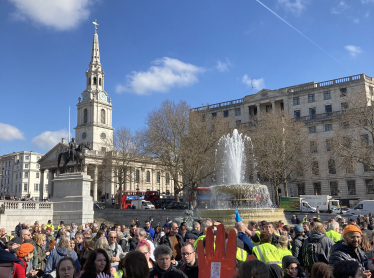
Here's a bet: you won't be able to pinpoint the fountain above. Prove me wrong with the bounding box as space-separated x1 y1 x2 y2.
197 129 286 226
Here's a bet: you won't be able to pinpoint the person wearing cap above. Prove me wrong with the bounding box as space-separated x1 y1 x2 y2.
0 249 21 278
14 243 38 278
184 233 198 244
45 220 55 232
292 225 307 266
329 224 369 273
8 237 22 257
326 221 342 243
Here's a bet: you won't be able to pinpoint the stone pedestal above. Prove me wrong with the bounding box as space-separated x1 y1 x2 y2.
51 173 94 225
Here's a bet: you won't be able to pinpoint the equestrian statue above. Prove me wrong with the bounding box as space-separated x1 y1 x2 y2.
57 138 91 173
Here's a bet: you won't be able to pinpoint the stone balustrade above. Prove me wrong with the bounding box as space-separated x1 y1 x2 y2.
0 200 53 211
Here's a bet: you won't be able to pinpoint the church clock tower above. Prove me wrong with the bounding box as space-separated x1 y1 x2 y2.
75 21 114 151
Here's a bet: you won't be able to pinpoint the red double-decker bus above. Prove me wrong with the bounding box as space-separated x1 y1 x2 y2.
189 187 211 209
117 190 159 209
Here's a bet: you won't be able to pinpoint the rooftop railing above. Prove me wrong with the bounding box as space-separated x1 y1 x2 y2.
192 74 373 111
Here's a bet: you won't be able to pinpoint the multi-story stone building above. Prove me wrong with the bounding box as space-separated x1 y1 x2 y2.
0 151 48 201
193 74 374 207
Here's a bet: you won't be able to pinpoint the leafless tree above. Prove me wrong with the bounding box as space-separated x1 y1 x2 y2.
250 109 311 206
100 127 142 209
333 89 374 173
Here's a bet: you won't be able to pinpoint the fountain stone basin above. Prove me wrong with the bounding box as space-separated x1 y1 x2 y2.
197 208 286 227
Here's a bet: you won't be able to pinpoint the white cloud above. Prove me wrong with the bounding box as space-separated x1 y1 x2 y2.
0 123 24 141
365 11 370 17
242 75 265 91
345 45 362 57
277 0 308 15
216 58 232 72
362 0 374 3
32 129 68 150
115 57 205 95
354 18 360 24
330 1 348 14
8 0 93 31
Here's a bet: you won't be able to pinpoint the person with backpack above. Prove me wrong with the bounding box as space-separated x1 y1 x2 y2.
301 222 334 272
292 225 307 266
329 224 370 274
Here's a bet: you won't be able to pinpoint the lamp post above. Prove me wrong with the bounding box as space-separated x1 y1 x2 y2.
337 188 343 214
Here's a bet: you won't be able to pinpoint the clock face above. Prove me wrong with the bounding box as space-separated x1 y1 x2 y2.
83 92 89 99
101 132 106 139
100 92 106 100
82 132 87 139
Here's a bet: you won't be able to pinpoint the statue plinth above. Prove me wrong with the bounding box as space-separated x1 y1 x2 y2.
51 172 94 225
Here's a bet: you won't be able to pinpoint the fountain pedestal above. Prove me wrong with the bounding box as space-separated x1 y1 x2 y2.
197 208 286 227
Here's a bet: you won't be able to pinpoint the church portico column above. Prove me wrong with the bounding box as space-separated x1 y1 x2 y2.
256 104 261 119
271 100 275 113
39 169 45 201
93 165 98 202
48 170 53 198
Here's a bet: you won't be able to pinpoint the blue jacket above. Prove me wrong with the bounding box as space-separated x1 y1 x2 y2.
44 247 81 274
238 232 255 254
144 226 155 240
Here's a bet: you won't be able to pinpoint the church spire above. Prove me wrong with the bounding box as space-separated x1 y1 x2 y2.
90 20 101 68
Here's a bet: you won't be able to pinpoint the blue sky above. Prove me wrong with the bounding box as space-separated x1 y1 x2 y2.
1 0 373 155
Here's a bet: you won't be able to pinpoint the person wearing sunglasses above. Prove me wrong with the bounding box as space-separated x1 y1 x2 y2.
159 222 183 261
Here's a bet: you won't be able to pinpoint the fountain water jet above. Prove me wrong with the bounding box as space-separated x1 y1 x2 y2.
197 129 285 225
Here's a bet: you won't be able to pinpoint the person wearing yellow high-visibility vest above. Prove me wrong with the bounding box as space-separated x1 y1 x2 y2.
326 221 341 243
277 235 292 261
303 215 308 223
236 222 255 256
252 231 282 267
247 221 261 246
44 220 55 232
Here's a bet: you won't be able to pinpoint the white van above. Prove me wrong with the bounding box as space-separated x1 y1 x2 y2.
346 200 374 215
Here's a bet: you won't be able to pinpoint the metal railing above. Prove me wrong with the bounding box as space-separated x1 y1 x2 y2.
294 111 342 123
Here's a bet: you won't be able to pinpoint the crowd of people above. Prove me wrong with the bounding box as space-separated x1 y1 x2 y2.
0 213 373 278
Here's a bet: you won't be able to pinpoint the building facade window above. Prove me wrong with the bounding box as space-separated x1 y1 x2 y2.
324 91 331 100
310 141 317 153
312 161 319 175
135 169 140 182
146 171 151 183
84 109 88 124
36 173 39 178
308 94 315 103
156 172 160 184
325 105 332 113
347 180 356 195
325 124 333 131
101 109 106 124
236 120 241 126
235 108 241 116
25 156 29 160
330 181 339 196
223 110 229 117
99 78 102 86
313 182 322 195
23 183 28 192
326 139 332 151
212 112 217 117
166 173 170 185
328 159 336 174
24 172 28 178
25 164 29 168
93 77 97 85
340 88 347 97
366 179 374 194
309 108 316 118
309 126 316 133
45 184 48 192
341 102 349 110
297 183 305 195
293 97 300 106
294 110 301 118
34 184 39 191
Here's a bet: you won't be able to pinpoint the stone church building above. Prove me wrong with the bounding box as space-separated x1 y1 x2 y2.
38 27 175 204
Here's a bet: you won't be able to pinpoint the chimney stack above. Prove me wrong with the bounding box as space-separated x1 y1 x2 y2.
62 138 66 144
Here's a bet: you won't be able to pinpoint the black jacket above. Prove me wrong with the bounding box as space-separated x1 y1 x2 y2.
150 264 187 278
329 242 368 270
190 229 202 237
178 260 198 278
292 234 307 266
160 233 183 252
271 233 280 246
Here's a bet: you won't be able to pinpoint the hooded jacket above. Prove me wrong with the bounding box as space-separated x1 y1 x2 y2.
44 247 81 274
292 234 307 266
301 232 334 265
329 241 368 270
282 255 306 278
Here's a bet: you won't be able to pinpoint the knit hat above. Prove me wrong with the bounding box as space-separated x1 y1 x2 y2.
343 224 362 235
16 243 34 258
282 255 300 270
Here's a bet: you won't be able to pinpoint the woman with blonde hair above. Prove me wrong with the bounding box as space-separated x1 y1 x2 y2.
34 233 50 271
277 235 292 261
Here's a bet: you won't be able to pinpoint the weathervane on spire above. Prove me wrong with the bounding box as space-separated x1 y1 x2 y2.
92 19 99 33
